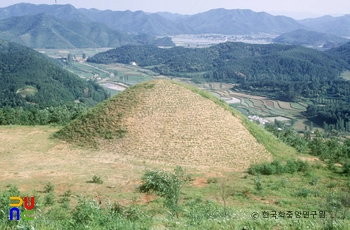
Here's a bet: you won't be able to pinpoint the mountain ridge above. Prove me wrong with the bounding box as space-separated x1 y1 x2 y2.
299 15 350 36
0 14 175 48
0 3 329 36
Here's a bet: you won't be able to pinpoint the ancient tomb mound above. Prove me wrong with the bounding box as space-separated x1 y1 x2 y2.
56 80 272 170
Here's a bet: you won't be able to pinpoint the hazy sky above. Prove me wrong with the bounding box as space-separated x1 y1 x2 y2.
0 0 349 19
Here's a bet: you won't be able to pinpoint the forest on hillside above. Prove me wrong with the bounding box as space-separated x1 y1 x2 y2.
0 40 109 108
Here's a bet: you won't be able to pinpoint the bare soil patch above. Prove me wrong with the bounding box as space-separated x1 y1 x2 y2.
192 178 208 188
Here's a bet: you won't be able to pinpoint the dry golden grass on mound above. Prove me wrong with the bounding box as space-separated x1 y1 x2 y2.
99 80 272 170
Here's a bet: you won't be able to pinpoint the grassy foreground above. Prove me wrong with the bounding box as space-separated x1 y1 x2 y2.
1 80 349 229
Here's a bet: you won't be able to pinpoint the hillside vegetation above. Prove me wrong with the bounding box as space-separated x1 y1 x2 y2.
88 42 349 82
56 80 298 170
0 14 175 48
0 40 109 107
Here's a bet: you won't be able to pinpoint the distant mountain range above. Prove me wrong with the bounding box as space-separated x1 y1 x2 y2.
299 15 350 37
0 13 175 48
273 29 349 49
174 8 305 34
1 3 350 37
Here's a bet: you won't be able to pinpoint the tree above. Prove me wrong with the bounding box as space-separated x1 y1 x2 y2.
215 179 232 216
137 166 186 217
67 54 74 66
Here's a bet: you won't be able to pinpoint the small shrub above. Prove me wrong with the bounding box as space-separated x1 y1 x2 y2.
63 189 72 197
271 160 284 174
313 162 324 169
328 182 338 189
275 199 292 207
254 176 263 191
110 203 124 215
343 160 350 176
92 175 103 184
184 174 194 182
44 193 55 206
207 177 218 184
278 179 287 188
59 194 70 204
309 177 319 186
61 200 70 210
284 159 298 173
327 160 337 171
44 182 54 193
295 188 312 198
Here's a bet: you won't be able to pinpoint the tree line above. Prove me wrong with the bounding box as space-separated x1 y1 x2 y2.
0 103 88 126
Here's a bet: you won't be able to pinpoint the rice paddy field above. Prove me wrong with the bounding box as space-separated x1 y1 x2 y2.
191 86 312 131
178 80 314 131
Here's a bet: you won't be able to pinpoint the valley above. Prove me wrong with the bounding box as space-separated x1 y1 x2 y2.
42 47 317 133
1 2 350 229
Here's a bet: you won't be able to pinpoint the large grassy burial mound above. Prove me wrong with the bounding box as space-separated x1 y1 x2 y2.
56 80 295 170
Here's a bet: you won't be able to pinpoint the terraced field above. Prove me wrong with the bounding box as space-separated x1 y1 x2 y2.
214 90 309 130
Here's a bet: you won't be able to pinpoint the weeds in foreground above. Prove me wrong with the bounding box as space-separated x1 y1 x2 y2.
91 175 104 184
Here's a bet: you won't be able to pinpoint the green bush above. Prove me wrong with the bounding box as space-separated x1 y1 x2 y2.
92 175 104 184
295 188 312 198
183 198 229 226
254 176 263 191
207 177 218 184
137 166 187 216
343 160 350 176
44 193 55 206
248 159 310 176
309 176 319 186
44 182 55 193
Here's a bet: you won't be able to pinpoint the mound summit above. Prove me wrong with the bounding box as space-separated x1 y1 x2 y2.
56 80 274 169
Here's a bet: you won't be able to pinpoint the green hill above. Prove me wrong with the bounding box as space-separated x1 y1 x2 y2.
0 14 175 49
273 29 349 49
87 42 349 81
0 40 109 107
327 41 350 64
